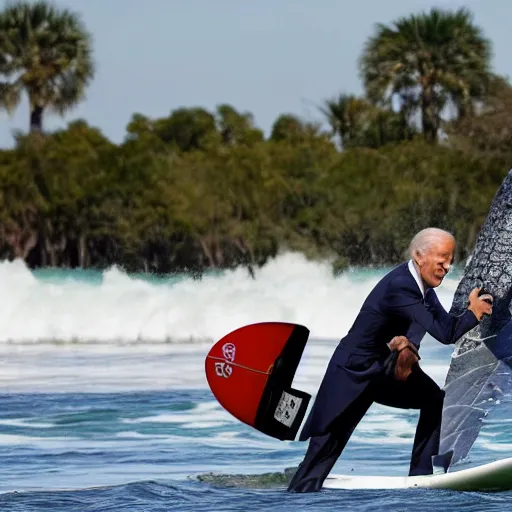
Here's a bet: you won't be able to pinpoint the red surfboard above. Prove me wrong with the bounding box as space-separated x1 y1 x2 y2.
205 322 311 441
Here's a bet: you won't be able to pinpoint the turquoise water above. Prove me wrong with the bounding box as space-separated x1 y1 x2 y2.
0 253 509 510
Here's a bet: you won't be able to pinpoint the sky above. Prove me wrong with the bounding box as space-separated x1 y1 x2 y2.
0 0 511 148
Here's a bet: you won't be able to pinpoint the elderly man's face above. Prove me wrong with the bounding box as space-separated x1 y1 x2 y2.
417 237 455 288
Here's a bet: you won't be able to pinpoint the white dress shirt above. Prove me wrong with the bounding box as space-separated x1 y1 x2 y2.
408 259 425 298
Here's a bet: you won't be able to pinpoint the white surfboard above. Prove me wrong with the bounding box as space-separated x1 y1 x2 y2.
324 457 512 492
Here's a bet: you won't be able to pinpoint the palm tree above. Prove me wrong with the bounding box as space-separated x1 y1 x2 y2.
321 94 370 148
359 8 492 142
321 93 415 148
0 0 94 133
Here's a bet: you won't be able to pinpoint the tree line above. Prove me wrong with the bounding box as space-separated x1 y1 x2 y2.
0 1 510 274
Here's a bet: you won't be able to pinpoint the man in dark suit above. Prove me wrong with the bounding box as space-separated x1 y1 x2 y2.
287 228 493 493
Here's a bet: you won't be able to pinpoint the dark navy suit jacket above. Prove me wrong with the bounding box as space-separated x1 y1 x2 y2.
299 261 479 441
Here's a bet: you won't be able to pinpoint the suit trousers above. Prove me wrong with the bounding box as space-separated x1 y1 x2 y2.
287 366 445 492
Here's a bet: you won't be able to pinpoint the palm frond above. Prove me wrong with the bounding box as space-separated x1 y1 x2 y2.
0 80 22 113
0 0 95 129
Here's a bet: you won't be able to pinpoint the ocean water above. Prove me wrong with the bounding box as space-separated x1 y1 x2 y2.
0 253 510 511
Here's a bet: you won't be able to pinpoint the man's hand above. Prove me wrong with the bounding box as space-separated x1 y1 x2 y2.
387 335 410 352
387 336 420 381
468 288 493 321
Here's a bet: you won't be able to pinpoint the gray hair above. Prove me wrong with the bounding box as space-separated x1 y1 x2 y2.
408 228 455 258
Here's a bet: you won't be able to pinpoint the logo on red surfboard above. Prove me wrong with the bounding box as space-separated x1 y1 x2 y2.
222 342 236 362
214 342 236 379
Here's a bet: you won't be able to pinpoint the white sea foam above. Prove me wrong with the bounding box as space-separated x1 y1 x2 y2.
0 253 460 344
115 431 170 439
122 410 234 425
477 439 512 452
0 254 457 395
0 434 76 446
0 419 55 429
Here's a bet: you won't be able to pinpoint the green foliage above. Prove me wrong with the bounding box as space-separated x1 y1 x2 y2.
270 114 328 145
445 75 512 156
0 104 507 273
0 3 507 273
216 104 264 146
